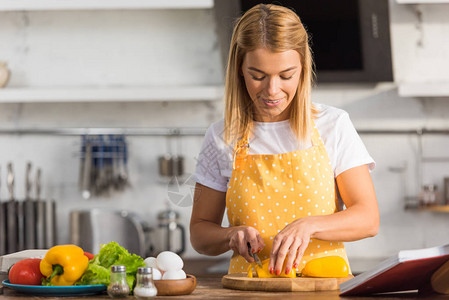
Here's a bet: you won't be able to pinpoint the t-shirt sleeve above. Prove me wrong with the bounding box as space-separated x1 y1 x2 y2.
334 112 375 177
193 125 229 192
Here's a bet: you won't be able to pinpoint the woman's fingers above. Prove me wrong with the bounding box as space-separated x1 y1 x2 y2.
239 240 254 262
229 226 264 262
257 235 265 252
269 234 290 275
283 239 302 274
269 219 313 275
268 236 280 274
293 237 309 271
271 236 309 275
273 236 293 275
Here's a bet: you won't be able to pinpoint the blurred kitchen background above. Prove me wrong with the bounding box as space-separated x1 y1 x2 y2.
1 0 449 274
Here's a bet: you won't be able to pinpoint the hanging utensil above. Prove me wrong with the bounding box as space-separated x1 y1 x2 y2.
46 205 56 248
16 164 25 251
24 162 36 249
158 135 184 179
6 162 17 253
44 170 57 248
112 135 120 190
104 135 114 194
81 140 92 199
79 135 86 192
0 165 6 255
35 168 46 249
79 135 130 198
119 135 130 189
174 134 184 178
95 135 107 196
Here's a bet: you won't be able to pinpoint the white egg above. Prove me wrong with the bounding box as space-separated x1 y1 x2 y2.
152 267 162 280
162 269 186 280
156 251 184 271
143 257 158 269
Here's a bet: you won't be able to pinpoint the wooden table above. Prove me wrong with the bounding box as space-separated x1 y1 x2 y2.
2 277 449 299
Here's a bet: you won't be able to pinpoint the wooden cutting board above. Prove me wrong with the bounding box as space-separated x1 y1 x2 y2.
222 273 354 292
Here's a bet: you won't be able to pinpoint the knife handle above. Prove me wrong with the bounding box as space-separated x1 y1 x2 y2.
25 162 32 200
7 162 14 201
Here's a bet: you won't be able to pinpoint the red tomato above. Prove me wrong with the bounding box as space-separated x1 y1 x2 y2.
8 258 44 285
83 251 94 260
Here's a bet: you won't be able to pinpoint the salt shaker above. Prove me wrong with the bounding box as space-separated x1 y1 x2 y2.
107 265 130 298
133 267 158 299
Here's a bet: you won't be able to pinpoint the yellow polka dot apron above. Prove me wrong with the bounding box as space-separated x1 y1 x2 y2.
226 122 350 274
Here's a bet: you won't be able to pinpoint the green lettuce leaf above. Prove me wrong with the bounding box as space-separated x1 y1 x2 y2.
76 263 110 285
75 241 145 290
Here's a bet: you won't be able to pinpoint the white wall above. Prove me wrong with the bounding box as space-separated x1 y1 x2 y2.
327 90 449 260
0 8 225 259
1 2 449 261
389 1 449 84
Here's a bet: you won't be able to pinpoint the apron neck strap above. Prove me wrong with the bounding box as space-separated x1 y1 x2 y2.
310 120 322 146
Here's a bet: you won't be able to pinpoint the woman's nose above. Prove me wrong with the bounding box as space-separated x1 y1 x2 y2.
266 77 280 96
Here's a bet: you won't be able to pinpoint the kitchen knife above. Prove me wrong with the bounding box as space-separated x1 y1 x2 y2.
35 168 46 249
23 162 36 249
24 162 36 249
247 242 263 267
6 162 17 253
81 142 92 199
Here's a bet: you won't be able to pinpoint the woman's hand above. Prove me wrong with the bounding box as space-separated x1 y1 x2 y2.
268 165 379 276
228 226 265 263
268 218 317 275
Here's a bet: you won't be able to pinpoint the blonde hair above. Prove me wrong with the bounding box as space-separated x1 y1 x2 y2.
224 4 318 145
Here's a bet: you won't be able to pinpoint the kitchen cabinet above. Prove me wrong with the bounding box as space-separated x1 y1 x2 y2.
0 86 223 103
0 0 213 11
391 0 449 97
0 0 223 103
396 0 449 3
398 82 449 97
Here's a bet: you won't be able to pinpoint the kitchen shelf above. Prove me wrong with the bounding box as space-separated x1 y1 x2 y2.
0 84 395 104
424 205 449 213
311 82 396 106
0 86 224 103
0 0 213 11
0 127 207 136
396 0 449 3
398 82 449 97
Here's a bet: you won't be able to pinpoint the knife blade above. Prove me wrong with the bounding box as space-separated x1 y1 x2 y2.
247 242 263 267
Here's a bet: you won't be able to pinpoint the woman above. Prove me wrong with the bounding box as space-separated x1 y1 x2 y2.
190 4 379 276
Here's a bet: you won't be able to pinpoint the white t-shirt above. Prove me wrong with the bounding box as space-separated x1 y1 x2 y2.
194 103 375 192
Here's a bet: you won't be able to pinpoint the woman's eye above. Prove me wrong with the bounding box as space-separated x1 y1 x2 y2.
280 75 293 80
251 76 265 81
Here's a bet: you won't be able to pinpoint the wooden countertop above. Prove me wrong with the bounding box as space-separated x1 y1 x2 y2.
2 276 449 300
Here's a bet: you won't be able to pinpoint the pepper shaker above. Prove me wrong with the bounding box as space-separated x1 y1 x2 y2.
133 267 158 299
107 265 130 298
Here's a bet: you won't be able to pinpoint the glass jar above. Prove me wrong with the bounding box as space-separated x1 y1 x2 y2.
0 61 10 88
133 267 158 299
419 184 441 207
107 265 130 298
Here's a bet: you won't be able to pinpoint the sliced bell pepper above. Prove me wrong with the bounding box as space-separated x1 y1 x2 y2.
40 244 89 286
247 258 296 278
301 256 349 278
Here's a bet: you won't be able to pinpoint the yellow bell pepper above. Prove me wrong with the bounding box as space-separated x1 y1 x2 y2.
301 256 349 278
40 244 89 286
247 258 296 278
